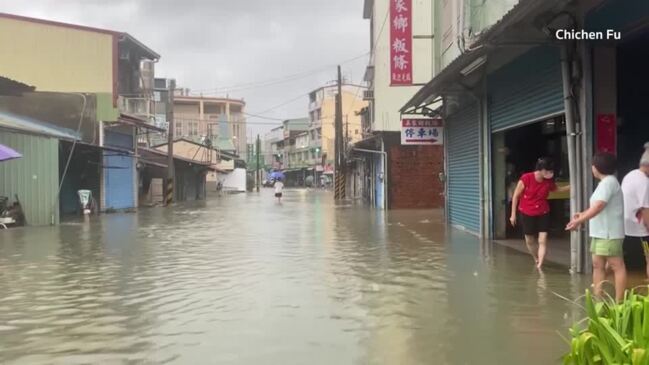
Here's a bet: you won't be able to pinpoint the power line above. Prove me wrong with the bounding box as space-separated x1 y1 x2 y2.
252 92 309 115
189 52 370 95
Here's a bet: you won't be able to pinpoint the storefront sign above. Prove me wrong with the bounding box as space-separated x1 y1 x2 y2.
390 0 412 85
401 118 443 145
596 114 617 155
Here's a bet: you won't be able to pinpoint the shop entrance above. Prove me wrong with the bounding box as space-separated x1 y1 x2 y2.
492 116 571 244
616 30 649 269
618 31 649 178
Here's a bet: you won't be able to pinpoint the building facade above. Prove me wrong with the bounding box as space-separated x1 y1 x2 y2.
402 0 649 273
0 12 161 222
356 0 443 210
173 92 247 158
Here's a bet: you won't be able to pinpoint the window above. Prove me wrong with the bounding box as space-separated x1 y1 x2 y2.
355 129 359 135
208 123 218 137
189 122 199 136
175 122 183 136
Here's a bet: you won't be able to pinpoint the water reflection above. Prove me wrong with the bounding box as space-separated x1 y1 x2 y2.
0 190 586 364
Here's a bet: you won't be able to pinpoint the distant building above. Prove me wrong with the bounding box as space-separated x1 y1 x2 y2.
172 91 247 158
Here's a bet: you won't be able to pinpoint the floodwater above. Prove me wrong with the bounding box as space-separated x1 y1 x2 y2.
0 189 588 364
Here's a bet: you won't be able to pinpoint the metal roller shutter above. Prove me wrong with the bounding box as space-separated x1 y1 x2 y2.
488 46 564 132
447 101 480 234
104 131 135 210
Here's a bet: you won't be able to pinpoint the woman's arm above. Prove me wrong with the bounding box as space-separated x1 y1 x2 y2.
510 180 525 226
566 201 607 230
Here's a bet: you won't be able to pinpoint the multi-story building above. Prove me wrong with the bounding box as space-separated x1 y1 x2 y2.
172 91 247 158
264 125 285 170
399 0 649 274
357 0 443 210
307 84 367 175
0 12 162 222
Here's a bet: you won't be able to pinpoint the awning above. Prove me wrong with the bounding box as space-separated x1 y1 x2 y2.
139 147 219 172
400 0 570 113
113 113 166 133
0 110 80 140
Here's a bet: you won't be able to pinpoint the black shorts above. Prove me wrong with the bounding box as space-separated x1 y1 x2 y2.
520 213 550 236
623 236 649 269
275 193 283 198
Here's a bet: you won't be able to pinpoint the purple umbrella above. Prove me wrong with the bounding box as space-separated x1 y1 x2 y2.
0 144 21 162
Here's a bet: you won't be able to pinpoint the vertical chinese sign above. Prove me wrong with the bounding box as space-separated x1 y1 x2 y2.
401 118 444 145
596 114 617 155
390 0 412 86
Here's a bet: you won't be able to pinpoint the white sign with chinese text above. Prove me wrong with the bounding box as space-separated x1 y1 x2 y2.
401 118 443 145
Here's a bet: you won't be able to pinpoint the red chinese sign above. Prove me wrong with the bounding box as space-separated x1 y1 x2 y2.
390 0 412 86
401 118 444 145
596 114 617 155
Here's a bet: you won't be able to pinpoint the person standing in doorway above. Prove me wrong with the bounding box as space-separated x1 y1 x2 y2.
621 143 649 279
274 178 284 203
510 157 569 269
567 152 626 302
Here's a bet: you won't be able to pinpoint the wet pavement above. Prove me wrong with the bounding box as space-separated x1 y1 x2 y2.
0 189 589 364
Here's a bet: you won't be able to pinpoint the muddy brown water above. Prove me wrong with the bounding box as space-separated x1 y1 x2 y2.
0 189 590 364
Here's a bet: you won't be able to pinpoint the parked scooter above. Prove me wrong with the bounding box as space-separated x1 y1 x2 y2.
0 195 25 228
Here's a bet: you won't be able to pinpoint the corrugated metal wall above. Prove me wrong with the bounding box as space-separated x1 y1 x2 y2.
446 102 480 234
488 46 564 132
0 131 59 225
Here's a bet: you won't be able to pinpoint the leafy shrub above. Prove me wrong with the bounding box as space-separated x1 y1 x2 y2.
564 289 649 364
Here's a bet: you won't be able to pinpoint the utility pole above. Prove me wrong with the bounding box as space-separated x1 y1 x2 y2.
334 65 345 200
166 79 176 206
256 134 261 192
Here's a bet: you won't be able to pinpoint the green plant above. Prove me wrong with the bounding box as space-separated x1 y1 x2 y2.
563 288 649 364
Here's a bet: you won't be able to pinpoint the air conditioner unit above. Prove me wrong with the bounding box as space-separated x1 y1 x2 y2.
363 90 374 100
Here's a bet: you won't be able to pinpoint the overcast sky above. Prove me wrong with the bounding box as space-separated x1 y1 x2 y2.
1 0 369 139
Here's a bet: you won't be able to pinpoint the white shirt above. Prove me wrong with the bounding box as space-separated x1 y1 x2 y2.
589 175 625 239
621 169 649 237
274 181 284 194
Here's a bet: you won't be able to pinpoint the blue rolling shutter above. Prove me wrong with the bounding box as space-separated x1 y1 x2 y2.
104 154 134 209
488 46 564 132
104 131 134 210
447 101 480 234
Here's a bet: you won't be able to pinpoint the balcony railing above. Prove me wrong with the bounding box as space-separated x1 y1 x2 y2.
118 96 154 120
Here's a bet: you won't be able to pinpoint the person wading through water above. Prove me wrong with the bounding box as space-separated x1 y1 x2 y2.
510 157 570 269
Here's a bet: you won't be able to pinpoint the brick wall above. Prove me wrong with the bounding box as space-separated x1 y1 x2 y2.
388 144 444 209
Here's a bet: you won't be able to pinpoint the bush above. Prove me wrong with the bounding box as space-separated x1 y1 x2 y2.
564 289 649 364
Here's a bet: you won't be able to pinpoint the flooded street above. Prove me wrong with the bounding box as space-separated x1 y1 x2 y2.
0 189 587 365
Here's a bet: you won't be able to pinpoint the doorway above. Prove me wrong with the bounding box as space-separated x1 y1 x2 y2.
492 116 570 241
617 30 649 269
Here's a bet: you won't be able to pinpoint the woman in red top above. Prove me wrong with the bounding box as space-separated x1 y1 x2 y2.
510 157 569 269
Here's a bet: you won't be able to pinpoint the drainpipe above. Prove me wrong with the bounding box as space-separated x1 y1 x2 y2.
561 44 582 274
353 146 387 210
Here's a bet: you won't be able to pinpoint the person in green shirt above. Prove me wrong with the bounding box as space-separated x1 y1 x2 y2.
566 152 626 302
